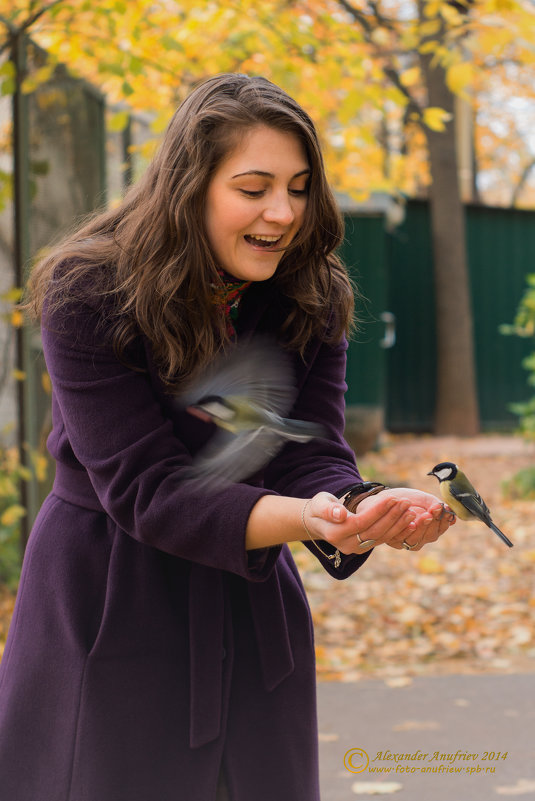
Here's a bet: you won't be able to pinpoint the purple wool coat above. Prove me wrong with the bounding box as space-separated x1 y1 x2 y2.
0 278 371 801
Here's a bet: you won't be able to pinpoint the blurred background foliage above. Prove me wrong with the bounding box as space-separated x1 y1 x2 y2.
0 0 535 206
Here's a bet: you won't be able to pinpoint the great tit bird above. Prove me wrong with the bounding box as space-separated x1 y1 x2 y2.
177 338 325 486
427 462 513 548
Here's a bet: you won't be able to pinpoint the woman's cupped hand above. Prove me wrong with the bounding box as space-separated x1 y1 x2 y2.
303 488 455 554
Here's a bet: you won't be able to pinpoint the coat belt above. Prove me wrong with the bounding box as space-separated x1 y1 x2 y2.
52 461 295 750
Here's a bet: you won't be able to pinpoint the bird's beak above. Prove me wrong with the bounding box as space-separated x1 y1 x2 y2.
186 405 214 424
426 470 434 476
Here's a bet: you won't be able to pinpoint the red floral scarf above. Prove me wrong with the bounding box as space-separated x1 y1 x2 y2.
211 269 252 338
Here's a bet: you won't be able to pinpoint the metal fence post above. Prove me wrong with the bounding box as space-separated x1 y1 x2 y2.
12 30 37 552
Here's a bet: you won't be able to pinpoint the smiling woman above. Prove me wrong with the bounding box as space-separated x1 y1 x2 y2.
205 126 310 282
0 73 454 801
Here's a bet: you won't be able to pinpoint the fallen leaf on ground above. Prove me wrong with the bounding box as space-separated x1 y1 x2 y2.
318 732 340 742
352 781 403 795
495 778 535 795
392 719 440 731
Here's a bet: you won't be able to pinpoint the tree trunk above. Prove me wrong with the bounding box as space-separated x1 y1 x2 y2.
419 25 480 435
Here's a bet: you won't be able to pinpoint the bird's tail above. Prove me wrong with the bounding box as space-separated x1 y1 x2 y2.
489 521 514 548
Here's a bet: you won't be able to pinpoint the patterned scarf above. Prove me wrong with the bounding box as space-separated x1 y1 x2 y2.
211 269 252 339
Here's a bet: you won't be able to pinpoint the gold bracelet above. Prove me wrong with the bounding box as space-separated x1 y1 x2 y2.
301 499 342 569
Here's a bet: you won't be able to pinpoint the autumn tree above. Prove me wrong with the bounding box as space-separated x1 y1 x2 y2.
287 0 480 431
268 0 535 433
418 4 479 435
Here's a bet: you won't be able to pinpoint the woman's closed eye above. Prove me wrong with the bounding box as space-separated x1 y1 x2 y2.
239 189 265 198
239 187 308 198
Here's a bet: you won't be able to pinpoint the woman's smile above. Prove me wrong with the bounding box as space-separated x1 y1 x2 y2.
243 233 283 249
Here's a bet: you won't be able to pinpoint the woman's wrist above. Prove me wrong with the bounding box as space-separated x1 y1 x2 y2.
245 494 306 550
301 498 343 567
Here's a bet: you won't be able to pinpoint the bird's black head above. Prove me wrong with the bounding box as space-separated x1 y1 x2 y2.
427 462 458 482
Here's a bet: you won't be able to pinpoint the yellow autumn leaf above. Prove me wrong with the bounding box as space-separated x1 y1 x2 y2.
419 19 442 37
417 554 445 574
21 64 55 94
400 66 421 87
1 287 23 303
440 3 464 25
1 504 27 527
41 372 52 394
419 40 438 55
18 466 32 482
370 27 390 47
11 310 23 328
0 476 17 497
446 61 475 97
423 0 442 18
12 369 26 381
487 0 516 9
422 106 452 131
108 110 130 132
33 455 48 482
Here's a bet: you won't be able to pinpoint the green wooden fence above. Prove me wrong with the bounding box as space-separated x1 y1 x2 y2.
342 201 535 433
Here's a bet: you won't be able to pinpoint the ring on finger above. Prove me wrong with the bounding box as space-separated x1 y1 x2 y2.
356 531 376 552
402 539 421 550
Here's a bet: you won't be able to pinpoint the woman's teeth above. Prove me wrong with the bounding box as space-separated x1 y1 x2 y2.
244 234 282 248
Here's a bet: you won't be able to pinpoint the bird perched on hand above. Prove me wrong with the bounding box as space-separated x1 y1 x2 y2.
177 338 325 487
427 462 513 548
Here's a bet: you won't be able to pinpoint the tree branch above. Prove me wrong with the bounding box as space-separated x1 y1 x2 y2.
20 0 64 33
0 1 63 55
334 0 422 115
335 0 373 35
0 14 17 34
511 156 535 207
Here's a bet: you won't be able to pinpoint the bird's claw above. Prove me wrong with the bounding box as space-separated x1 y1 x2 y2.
438 503 456 524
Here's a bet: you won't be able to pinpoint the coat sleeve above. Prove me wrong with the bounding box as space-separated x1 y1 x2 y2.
41 298 280 580
263 333 374 579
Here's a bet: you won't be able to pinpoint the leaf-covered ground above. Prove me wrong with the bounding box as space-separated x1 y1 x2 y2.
292 434 535 681
1 434 534 681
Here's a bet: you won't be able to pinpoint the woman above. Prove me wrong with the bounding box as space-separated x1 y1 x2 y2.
0 74 453 801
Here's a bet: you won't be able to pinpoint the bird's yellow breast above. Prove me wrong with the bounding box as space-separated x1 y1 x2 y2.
439 483 473 521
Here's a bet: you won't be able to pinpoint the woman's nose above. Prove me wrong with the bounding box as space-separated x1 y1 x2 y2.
262 193 295 225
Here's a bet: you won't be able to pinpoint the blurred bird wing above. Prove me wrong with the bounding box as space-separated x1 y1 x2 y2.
177 338 296 417
260 410 326 442
187 427 285 486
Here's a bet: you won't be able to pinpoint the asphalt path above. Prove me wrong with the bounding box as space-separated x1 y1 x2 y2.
317 674 535 800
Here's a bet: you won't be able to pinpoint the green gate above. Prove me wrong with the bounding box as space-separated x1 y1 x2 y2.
342 201 535 434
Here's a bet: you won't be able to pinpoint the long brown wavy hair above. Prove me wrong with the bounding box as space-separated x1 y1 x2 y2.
25 73 355 386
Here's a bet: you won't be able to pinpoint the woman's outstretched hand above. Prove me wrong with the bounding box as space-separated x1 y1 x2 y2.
303 488 455 555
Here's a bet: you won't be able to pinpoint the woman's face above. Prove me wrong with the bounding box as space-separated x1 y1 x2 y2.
205 125 310 282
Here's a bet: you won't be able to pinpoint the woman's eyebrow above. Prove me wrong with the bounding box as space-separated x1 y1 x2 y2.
230 168 311 179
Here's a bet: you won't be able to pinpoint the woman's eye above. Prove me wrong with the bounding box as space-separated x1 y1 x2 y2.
239 186 308 198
